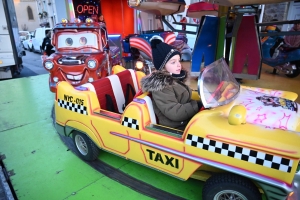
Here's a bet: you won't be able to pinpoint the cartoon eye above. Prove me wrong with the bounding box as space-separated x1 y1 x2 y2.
79 37 87 45
65 38 73 46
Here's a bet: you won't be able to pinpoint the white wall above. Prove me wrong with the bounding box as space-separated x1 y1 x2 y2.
13 0 40 32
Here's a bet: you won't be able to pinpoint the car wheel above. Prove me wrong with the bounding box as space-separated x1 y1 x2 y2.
72 131 99 161
29 45 33 52
285 62 300 78
202 173 262 200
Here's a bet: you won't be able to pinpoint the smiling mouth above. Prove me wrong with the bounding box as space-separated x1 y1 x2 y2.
66 73 83 85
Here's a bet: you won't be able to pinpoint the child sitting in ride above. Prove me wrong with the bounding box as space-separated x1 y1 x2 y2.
141 37 202 130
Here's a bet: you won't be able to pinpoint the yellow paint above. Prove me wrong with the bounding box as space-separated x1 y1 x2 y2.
55 70 300 186
228 105 247 125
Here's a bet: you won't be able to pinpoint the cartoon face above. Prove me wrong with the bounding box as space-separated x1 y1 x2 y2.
256 95 298 111
57 32 99 50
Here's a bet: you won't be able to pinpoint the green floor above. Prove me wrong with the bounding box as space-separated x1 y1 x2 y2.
0 75 204 200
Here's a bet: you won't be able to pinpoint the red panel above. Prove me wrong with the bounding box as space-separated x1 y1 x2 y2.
232 16 261 75
91 78 118 112
101 0 134 37
116 70 135 104
188 2 218 12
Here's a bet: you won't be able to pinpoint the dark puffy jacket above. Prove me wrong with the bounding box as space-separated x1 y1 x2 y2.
141 71 199 130
41 37 54 56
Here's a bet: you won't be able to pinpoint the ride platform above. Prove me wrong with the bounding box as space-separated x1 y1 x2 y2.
0 63 299 199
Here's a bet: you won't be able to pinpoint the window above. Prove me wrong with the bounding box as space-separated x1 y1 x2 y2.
27 6 34 20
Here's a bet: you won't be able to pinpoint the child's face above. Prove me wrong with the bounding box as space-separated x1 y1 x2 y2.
165 54 181 74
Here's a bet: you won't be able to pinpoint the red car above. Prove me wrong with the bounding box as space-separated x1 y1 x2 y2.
42 19 119 93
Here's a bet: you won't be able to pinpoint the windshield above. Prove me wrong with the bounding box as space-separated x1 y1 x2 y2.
56 31 100 52
198 58 240 108
138 11 164 33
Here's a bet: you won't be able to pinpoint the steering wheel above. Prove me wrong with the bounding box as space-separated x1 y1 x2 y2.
207 81 224 104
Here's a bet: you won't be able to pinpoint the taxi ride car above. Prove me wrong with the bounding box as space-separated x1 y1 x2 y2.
54 58 300 200
42 18 119 93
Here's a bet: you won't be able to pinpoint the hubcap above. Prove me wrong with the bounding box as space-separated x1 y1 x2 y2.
214 190 247 200
75 135 88 155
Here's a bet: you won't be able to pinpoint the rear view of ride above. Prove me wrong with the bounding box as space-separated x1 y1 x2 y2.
261 21 300 78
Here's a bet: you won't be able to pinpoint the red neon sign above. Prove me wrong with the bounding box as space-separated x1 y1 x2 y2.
76 5 99 15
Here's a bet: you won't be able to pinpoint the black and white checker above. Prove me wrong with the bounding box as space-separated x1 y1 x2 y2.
122 117 139 130
186 134 293 173
58 99 88 115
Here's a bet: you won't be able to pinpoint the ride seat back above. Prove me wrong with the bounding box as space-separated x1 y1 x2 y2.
115 69 139 110
141 94 157 124
89 78 119 112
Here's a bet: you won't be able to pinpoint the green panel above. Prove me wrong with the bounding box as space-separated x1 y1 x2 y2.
229 37 236 71
216 16 227 60
0 75 151 200
100 151 204 200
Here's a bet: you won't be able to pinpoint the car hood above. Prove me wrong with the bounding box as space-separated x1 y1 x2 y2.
189 87 300 158
232 88 300 132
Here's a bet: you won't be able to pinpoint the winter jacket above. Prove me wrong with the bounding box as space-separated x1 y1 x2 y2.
141 71 199 130
42 37 54 56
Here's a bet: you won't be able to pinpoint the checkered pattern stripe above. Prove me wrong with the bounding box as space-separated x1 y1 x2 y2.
58 99 88 115
186 134 293 173
122 117 139 130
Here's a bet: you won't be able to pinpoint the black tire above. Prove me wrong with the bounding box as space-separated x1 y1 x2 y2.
28 45 33 52
72 131 100 161
285 62 300 78
202 173 262 200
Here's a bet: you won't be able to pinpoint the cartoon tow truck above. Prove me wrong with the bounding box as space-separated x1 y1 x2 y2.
54 58 300 200
42 18 119 93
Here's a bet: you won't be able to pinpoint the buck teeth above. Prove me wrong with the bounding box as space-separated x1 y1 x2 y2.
66 74 83 80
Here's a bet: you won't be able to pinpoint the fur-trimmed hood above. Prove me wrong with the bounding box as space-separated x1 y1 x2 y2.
141 71 178 92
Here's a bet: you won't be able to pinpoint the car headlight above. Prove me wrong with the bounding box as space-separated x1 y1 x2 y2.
88 60 96 69
44 61 54 70
135 61 143 70
128 0 141 6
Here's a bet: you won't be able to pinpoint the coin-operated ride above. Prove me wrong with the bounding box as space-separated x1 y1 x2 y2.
261 24 300 78
42 18 119 93
54 58 299 200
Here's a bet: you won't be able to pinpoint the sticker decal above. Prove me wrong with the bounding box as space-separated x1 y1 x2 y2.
146 149 179 169
122 116 139 130
186 134 293 173
256 95 298 112
58 99 87 115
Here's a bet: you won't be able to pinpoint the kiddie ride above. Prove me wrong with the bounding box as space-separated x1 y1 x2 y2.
261 22 300 78
42 18 121 93
122 0 193 74
54 58 299 200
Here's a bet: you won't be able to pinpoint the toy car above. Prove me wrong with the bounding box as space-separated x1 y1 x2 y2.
42 18 120 93
54 58 300 200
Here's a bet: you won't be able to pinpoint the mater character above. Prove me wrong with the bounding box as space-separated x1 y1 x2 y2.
42 18 120 93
